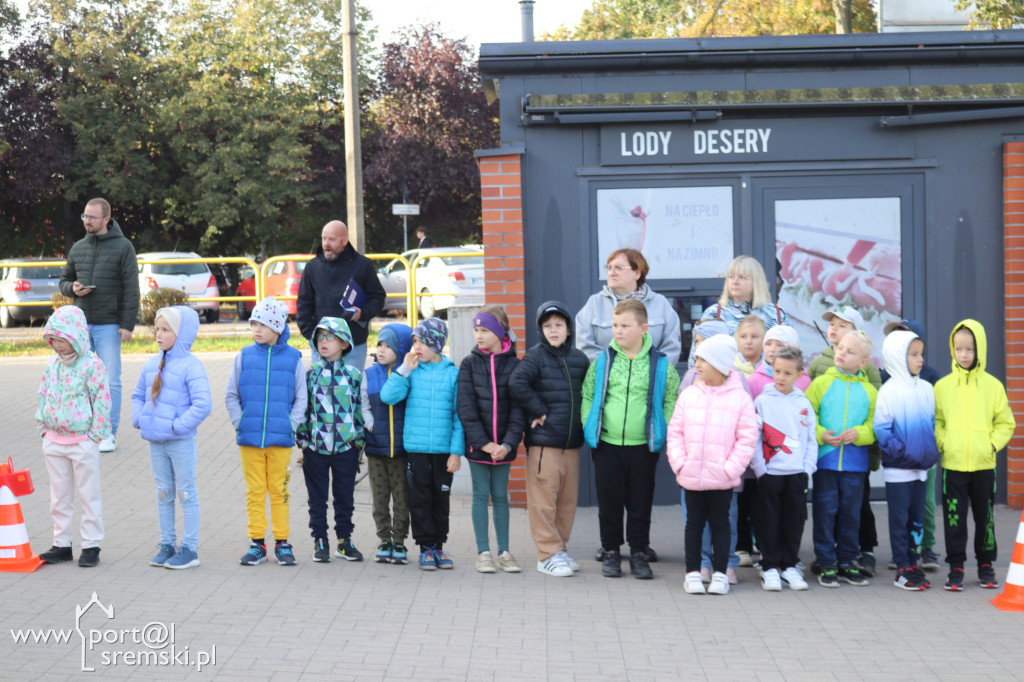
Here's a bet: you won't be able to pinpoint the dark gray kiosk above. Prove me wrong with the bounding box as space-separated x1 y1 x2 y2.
477 30 1024 506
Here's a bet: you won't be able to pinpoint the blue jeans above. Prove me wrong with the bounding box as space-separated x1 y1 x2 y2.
812 469 864 567
886 479 925 568
149 438 200 551
302 446 360 540
680 488 739 570
89 324 122 435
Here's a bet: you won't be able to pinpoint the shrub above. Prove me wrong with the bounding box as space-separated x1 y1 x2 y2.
138 288 190 327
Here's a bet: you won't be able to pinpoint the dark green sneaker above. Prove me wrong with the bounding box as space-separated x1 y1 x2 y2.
818 566 840 588
838 564 869 586
336 538 363 562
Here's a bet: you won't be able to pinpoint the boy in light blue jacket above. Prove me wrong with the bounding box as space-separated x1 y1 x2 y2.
380 318 464 571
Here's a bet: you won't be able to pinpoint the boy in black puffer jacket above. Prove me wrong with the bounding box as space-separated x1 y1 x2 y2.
509 302 589 577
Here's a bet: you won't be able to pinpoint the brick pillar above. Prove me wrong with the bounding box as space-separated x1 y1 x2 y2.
1004 141 1024 507
479 151 528 507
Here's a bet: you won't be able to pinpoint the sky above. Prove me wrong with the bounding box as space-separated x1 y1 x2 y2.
362 0 594 49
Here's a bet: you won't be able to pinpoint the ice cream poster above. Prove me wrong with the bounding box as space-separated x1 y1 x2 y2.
775 197 902 369
595 186 734 280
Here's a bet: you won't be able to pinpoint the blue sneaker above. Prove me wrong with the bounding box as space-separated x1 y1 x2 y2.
390 543 409 565
418 548 436 571
275 542 296 566
150 543 176 567
240 542 267 565
374 542 392 563
434 549 454 569
165 546 200 570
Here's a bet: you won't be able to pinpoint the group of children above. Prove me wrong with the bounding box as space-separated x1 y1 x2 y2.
33 289 1015 596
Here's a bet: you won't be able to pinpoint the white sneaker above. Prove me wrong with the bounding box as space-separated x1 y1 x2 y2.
556 550 580 572
98 435 116 452
475 551 496 573
684 571 706 594
497 550 521 573
761 568 783 591
708 571 730 595
781 567 809 591
537 556 573 577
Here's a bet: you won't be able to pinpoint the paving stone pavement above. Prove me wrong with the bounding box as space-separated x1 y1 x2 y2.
2 352 1023 680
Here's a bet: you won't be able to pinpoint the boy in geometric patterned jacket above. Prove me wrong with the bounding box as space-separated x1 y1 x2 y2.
296 316 366 564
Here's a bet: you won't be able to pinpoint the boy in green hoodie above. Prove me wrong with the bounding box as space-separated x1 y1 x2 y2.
934 319 1016 591
582 299 680 580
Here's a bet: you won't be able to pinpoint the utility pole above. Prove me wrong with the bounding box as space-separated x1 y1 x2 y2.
342 0 365 251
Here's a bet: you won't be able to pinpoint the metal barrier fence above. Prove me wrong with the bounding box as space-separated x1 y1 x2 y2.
406 251 483 327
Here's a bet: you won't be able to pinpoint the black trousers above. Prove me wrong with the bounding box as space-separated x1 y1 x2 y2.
942 468 997 568
684 489 733 573
593 442 659 553
407 452 453 550
859 471 878 553
755 473 808 571
736 477 758 553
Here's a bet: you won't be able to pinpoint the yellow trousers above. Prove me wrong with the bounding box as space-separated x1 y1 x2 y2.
239 446 292 540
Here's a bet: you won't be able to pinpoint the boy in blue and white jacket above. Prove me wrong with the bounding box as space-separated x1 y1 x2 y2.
380 318 464 570
296 317 365 564
752 346 817 591
874 330 939 591
225 298 307 566
361 322 414 565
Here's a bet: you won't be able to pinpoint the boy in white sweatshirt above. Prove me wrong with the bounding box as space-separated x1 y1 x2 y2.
752 346 817 591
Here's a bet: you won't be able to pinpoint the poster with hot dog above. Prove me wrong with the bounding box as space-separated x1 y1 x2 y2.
775 197 902 368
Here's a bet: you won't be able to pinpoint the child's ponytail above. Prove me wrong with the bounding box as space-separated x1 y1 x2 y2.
151 353 167 403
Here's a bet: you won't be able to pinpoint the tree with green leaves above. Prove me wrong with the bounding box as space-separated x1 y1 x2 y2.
955 0 1024 28
544 0 876 40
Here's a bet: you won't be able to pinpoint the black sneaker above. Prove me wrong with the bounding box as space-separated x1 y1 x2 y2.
641 546 659 563
594 546 606 562
336 538 363 561
274 542 296 566
810 560 822 575
602 549 622 578
629 551 653 579
894 566 927 591
855 552 876 577
818 566 840 588
78 547 100 568
313 538 331 562
911 566 932 589
838 564 869 586
40 545 73 564
944 567 965 591
978 563 999 589
920 548 941 571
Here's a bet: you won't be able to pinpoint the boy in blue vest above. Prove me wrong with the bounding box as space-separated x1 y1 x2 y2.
361 322 414 564
582 299 680 580
226 297 307 566
296 317 365 564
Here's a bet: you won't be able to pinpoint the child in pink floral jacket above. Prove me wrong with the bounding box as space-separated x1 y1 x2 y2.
35 305 112 567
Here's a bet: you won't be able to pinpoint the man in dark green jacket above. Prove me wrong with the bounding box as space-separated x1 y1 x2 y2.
59 198 140 452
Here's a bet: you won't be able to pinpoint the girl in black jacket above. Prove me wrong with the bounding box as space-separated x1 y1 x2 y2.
457 306 526 574
509 301 589 577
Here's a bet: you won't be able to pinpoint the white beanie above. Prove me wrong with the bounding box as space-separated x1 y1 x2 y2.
764 324 800 350
695 335 738 376
155 307 182 337
251 297 289 335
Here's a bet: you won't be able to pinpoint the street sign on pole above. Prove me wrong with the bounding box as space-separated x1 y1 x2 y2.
392 204 420 215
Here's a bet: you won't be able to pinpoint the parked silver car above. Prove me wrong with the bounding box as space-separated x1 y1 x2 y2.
377 247 484 318
0 257 64 328
137 252 221 323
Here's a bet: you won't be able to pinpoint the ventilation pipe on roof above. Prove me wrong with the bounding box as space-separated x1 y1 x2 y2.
520 1 535 42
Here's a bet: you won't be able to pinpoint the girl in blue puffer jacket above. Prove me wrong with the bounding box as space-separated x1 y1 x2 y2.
131 306 212 570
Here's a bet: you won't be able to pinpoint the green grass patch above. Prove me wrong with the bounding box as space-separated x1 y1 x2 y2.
0 328 377 357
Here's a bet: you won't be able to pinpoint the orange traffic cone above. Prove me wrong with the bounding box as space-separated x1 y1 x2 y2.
991 507 1024 612
0 484 43 573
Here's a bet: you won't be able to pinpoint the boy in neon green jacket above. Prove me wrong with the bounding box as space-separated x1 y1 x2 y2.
934 319 1015 591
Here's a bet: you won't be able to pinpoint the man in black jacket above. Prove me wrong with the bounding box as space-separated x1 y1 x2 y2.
297 220 386 371
59 198 140 452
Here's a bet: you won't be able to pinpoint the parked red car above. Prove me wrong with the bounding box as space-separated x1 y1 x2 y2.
234 255 311 320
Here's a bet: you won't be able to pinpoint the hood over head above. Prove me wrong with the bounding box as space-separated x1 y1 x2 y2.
43 305 91 357
159 305 200 358
377 322 414 361
882 330 919 384
949 318 986 376
311 316 354 359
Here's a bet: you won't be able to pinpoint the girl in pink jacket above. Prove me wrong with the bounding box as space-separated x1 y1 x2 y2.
668 335 758 595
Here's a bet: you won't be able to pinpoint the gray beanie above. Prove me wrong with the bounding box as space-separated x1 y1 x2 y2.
251 297 289 334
